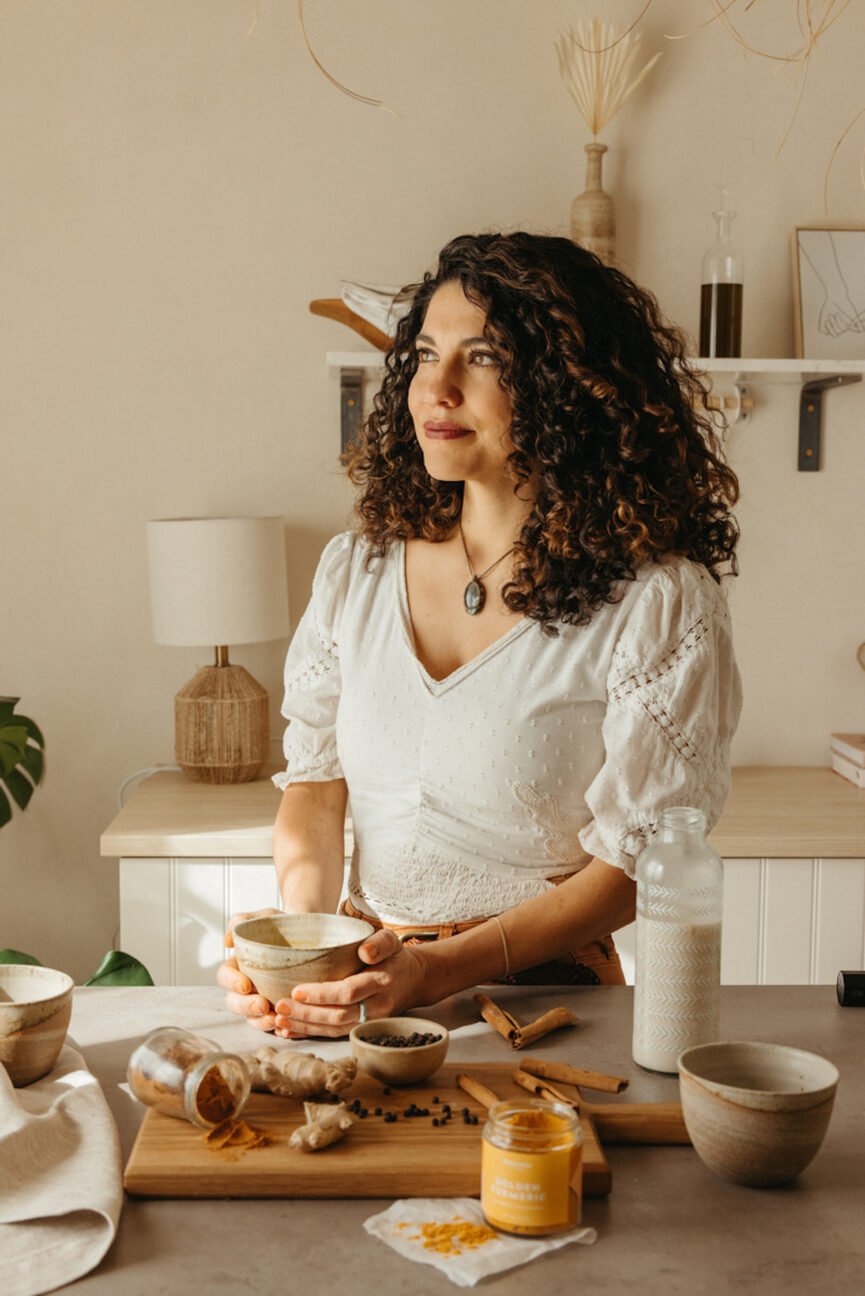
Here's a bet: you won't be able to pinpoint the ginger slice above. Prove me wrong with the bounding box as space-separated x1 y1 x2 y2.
289 1100 356 1151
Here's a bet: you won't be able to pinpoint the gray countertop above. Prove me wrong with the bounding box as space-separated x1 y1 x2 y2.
61 984 862 1295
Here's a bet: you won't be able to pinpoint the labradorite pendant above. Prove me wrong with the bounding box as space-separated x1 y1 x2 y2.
464 578 486 616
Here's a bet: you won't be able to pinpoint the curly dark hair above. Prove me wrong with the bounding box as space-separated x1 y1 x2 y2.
344 231 739 634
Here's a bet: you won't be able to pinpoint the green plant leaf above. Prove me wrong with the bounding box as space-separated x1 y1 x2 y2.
0 948 43 966
20 715 45 748
3 767 35 812
0 725 30 777
21 746 44 786
83 950 154 987
0 700 45 826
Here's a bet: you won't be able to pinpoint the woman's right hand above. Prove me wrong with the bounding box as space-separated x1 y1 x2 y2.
216 909 283 1035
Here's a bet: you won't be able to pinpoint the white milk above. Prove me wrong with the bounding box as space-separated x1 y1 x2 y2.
632 918 721 1073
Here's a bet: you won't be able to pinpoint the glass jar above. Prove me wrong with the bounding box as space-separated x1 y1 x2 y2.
481 1099 583 1236
699 187 744 358
632 806 723 1073
127 1026 250 1129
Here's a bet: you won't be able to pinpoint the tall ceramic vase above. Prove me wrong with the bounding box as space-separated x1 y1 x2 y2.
570 142 616 266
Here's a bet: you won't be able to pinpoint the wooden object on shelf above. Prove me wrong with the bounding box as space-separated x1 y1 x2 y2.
309 299 391 351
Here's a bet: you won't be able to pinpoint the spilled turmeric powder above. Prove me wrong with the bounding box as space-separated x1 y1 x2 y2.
398 1218 498 1256
203 1117 274 1159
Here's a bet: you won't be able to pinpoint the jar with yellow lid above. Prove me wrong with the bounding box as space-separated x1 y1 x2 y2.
480 1098 583 1236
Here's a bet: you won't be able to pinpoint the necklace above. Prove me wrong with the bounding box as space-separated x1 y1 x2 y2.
458 520 515 616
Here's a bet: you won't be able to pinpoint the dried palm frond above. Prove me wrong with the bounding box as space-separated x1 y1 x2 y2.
556 17 662 139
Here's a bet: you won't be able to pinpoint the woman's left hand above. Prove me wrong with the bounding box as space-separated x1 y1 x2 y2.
271 930 431 1039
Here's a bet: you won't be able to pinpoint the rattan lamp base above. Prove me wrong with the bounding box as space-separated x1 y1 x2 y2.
174 664 268 784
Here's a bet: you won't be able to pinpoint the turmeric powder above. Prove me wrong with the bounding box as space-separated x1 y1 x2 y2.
398 1218 498 1257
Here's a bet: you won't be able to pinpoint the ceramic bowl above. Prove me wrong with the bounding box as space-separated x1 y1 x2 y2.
349 1016 449 1086
0 965 74 1087
678 1040 839 1187
232 912 375 1005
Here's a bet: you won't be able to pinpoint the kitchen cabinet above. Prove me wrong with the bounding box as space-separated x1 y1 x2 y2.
100 766 865 987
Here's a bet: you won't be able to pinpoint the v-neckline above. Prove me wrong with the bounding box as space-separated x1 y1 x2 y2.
395 540 531 693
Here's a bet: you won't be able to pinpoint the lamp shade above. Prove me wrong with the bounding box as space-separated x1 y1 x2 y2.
147 517 289 647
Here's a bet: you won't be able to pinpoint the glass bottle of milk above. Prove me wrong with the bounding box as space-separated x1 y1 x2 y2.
632 806 723 1073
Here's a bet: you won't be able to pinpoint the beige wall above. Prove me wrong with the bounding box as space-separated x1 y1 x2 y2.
2 1 864 980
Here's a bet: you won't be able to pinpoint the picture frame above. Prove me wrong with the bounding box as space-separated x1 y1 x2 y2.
792 226 865 359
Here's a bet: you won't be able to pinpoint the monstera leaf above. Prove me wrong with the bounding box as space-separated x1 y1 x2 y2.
0 697 45 829
0 947 154 985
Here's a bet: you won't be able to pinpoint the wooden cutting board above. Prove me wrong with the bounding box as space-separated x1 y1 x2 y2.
124 1062 611 1199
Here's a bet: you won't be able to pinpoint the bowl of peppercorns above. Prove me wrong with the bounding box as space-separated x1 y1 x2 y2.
349 1016 449 1086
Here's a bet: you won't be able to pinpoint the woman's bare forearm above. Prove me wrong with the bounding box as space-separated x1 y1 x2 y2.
273 780 348 914
415 857 636 1004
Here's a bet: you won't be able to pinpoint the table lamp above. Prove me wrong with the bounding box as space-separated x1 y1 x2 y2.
146 516 290 783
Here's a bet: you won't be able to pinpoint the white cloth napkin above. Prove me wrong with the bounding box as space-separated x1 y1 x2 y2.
0 1043 123 1296
364 1197 597 1287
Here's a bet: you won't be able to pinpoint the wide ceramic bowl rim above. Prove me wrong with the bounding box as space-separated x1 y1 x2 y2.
678 1040 839 1111
349 1016 450 1055
0 965 75 1009
233 913 375 957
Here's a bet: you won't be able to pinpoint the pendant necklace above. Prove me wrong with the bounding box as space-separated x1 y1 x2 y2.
458 520 515 616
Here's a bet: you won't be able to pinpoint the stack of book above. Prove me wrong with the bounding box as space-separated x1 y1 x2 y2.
830 733 865 788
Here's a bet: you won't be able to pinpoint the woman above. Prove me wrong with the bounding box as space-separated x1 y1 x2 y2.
218 231 741 1038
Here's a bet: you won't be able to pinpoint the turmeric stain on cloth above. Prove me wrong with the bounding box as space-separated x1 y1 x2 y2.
397 1218 498 1256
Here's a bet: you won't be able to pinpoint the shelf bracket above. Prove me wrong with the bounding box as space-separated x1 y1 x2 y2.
798 373 862 471
339 367 364 452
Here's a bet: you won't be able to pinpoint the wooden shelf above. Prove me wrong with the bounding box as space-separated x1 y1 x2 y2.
101 766 864 861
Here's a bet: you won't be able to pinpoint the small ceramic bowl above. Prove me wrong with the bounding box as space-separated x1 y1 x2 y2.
0 965 74 1087
232 912 375 1006
678 1040 839 1187
350 1016 449 1086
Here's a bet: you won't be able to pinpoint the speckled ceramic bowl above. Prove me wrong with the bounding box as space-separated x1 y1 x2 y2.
233 912 374 1005
350 1017 449 1086
678 1041 839 1187
0 965 74 1086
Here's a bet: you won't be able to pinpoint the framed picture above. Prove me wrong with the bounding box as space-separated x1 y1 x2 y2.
792 226 865 359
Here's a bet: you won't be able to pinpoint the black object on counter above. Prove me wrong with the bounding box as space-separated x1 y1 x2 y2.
836 971 865 1006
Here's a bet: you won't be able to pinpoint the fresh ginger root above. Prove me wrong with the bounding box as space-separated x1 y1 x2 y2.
243 1047 357 1099
290 1101 356 1151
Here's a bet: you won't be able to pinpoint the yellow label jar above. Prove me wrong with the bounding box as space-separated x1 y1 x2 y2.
481 1099 583 1236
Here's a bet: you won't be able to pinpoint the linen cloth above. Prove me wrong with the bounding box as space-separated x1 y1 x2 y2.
363 1197 596 1287
0 1044 122 1296
274 533 741 923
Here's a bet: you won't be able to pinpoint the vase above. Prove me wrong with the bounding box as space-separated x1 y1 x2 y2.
570 142 616 266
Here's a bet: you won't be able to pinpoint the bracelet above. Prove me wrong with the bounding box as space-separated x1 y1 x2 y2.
491 914 510 979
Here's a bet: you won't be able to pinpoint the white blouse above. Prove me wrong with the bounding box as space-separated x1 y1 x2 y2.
274 532 741 925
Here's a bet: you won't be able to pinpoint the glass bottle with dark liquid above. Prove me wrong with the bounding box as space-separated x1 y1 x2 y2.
699 189 743 358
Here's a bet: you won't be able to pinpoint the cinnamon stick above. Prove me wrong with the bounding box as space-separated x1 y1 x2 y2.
520 1056 629 1094
513 1007 579 1049
455 1072 501 1110
511 1069 579 1109
474 995 578 1049
474 993 521 1044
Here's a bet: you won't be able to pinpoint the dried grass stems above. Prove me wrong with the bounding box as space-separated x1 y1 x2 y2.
556 17 662 140
665 0 859 210
296 0 399 117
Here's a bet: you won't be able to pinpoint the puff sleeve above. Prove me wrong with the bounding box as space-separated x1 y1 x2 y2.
272 532 355 791
578 560 742 878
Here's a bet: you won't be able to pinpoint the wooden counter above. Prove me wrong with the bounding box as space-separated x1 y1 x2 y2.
101 765 865 860
100 767 865 988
